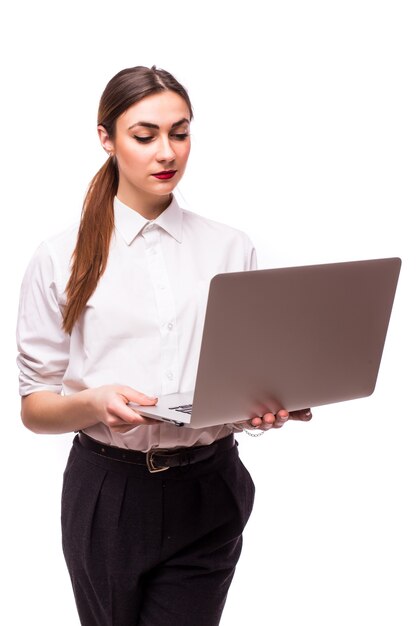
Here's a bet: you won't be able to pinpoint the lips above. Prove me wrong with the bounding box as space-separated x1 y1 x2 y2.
152 170 177 180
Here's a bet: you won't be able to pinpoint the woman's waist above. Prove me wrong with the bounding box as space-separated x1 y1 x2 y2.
81 421 235 453
77 430 236 473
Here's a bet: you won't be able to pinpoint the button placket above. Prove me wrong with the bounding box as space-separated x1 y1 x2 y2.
143 226 179 394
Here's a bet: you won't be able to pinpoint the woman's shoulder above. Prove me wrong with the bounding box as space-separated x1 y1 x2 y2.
36 222 78 253
25 222 79 277
179 205 256 270
181 205 252 244
42 222 79 252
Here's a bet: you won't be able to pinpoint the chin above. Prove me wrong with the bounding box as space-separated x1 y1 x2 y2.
151 186 176 197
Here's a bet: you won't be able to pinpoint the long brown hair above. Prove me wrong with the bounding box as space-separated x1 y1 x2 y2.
63 65 193 333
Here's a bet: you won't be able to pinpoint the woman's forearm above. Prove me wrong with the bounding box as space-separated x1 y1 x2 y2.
21 389 100 435
21 385 159 435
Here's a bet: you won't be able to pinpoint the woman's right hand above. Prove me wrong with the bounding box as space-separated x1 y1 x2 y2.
21 385 158 435
85 385 159 433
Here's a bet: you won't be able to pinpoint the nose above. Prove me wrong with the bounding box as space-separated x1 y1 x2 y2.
156 135 176 163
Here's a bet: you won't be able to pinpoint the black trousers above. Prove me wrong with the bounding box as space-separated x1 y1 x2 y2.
61 435 255 626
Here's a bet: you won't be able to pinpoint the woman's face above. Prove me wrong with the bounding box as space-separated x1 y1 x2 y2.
98 90 191 216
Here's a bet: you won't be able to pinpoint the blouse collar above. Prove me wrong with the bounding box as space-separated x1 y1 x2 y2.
114 195 183 245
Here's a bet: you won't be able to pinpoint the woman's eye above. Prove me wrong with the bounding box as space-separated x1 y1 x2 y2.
134 135 153 143
133 133 189 143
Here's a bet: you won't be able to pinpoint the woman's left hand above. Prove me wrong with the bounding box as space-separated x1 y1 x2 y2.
240 408 313 431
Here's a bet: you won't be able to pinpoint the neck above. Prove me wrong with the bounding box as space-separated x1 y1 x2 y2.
116 186 173 220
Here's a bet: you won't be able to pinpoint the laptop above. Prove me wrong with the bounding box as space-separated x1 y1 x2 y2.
129 257 401 428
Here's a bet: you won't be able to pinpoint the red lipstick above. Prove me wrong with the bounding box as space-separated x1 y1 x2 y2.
152 170 177 180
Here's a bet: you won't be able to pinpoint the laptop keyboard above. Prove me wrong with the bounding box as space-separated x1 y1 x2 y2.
169 404 193 415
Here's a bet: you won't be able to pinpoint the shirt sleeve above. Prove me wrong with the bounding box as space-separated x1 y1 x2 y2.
16 242 70 396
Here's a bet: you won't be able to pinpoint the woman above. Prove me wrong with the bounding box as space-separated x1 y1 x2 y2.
17 65 311 626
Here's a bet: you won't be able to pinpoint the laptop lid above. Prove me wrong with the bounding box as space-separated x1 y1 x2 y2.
136 257 401 428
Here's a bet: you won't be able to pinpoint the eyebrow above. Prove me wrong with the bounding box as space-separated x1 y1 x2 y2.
128 117 190 131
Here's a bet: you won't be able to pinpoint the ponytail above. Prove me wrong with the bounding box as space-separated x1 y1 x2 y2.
62 157 118 334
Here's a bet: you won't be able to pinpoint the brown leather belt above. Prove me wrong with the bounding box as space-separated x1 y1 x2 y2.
77 431 235 473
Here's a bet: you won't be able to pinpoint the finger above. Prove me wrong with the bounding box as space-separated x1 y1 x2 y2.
108 397 157 424
118 408 157 424
248 413 279 430
289 408 313 421
273 412 289 428
119 386 158 406
262 412 276 425
248 416 263 428
109 388 158 424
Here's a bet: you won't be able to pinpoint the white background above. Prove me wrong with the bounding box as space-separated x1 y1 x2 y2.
1 1 416 624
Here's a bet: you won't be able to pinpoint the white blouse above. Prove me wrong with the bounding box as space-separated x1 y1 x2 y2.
17 195 257 451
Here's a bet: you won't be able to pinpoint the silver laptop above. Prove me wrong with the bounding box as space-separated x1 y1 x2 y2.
130 257 401 428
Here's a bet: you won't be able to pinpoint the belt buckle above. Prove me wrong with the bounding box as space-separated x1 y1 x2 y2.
146 448 170 473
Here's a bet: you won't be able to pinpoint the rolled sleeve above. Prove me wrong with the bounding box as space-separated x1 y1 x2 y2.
16 242 70 396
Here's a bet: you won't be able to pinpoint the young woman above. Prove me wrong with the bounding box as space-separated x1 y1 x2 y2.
17 65 312 626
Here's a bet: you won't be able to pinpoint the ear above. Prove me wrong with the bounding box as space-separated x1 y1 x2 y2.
97 124 115 156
